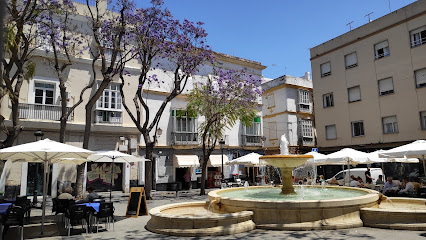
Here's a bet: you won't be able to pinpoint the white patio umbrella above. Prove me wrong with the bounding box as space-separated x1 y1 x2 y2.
316 148 370 185
87 150 149 201
379 140 426 174
304 151 327 166
368 150 419 163
0 139 93 234
226 152 265 166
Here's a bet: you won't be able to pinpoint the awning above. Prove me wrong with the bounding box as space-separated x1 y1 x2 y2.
208 155 229 167
173 155 200 168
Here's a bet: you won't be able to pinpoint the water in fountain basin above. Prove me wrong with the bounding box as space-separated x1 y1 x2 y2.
219 187 366 201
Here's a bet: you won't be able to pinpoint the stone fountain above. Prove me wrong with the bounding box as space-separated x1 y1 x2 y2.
260 134 312 194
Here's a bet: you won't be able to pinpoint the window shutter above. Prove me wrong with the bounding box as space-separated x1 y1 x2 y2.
415 68 426 86
345 52 357 67
321 62 331 75
378 78 394 94
411 26 426 35
326 125 336 140
375 41 388 51
348 86 361 102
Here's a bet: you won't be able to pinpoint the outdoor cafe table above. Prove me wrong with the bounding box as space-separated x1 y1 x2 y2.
0 203 12 240
77 203 100 233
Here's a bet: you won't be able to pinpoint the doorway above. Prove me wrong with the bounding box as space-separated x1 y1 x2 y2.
26 163 52 196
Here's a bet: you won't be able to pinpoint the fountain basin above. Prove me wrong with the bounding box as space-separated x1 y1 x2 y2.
147 201 255 236
361 197 426 230
209 186 379 230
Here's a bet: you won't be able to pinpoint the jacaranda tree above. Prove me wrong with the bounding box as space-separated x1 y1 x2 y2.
186 68 262 195
118 0 213 199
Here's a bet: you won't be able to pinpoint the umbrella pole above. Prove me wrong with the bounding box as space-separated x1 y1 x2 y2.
110 157 115 202
423 155 426 178
41 158 49 234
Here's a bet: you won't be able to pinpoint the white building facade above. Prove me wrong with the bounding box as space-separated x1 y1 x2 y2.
261 73 315 154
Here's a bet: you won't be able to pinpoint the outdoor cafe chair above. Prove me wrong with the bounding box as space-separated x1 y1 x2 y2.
2 205 25 240
15 196 31 223
65 205 89 236
93 202 114 232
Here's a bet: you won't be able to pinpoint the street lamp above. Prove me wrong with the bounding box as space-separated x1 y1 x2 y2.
33 130 44 206
219 139 225 183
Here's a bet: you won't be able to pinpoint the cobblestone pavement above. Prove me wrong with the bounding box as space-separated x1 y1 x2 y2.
4 189 426 240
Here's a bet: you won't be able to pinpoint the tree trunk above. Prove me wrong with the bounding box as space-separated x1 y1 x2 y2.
59 82 67 143
145 142 154 200
200 154 209 196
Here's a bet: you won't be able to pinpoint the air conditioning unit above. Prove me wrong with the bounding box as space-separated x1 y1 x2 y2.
119 145 128 152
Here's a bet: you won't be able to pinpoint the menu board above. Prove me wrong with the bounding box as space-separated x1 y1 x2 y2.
126 187 148 217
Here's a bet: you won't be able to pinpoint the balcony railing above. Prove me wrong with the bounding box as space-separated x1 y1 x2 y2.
171 132 199 146
242 135 262 147
19 103 72 121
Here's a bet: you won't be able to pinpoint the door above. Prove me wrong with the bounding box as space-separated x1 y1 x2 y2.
26 163 52 196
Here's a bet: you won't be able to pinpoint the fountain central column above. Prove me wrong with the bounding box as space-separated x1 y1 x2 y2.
259 155 312 195
280 167 295 194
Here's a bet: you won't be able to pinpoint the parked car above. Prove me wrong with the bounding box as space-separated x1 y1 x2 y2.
326 168 384 186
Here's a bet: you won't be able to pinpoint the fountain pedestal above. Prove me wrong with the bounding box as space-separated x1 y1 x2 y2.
259 155 312 195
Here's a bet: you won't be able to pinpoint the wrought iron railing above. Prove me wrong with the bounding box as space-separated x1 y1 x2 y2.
171 132 199 145
19 103 72 121
242 135 262 147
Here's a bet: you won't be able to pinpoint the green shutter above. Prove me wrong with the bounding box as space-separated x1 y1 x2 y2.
172 110 175 116
254 117 260 123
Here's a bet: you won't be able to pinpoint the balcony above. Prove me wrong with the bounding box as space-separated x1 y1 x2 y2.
19 103 72 121
242 135 263 147
171 132 199 146
95 110 122 125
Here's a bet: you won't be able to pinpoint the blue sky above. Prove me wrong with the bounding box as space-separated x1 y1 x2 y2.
139 0 417 79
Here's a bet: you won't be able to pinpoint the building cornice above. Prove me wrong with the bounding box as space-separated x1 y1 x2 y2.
263 111 314 119
310 5 426 61
262 83 312 95
213 52 267 71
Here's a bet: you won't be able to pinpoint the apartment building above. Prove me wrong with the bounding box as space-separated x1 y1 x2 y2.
310 1 426 152
0 1 266 196
138 52 266 190
262 73 315 155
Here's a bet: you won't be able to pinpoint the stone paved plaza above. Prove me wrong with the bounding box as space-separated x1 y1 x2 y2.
3 189 426 240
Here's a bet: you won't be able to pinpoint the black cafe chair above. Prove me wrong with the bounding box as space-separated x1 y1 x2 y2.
65 205 88 236
93 202 114 232
3 206 25 240
15 196 31 223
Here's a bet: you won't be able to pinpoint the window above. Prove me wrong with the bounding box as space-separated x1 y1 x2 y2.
267 93 275 108
269 122 277 140
323 93 334 108
243 117 262 145
378 78 394 96
95 83 122 124
415 68 426 88
348 86 361 102
351 121 365 137
374 40 390 59
320 62 331 77
300 119 313 145
410 26 426 47
325 125 337 140
382 116 398 134
244 117 261 136
34 82 55 105
420 111 426 130
345 52 358 69
298 89 311 112
172 109 198 143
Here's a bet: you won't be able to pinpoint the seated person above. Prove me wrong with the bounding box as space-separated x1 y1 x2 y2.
350 178 361 187
77 186 100 203
58 187 74 200
412 178 421 193
363 178 375 189
393 179 401 188
376 175 385 185
329 177 339 185
383 177 399 193
399 177 415 194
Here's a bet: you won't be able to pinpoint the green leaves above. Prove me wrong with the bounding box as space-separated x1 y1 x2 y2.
24 61 36 82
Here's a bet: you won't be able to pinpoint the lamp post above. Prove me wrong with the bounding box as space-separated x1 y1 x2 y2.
219 139 225 184
33 130 44 206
